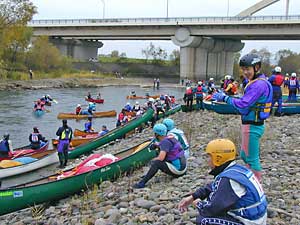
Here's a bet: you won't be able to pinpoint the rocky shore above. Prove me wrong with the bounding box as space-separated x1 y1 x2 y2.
1 110 300 225
0 77 181 91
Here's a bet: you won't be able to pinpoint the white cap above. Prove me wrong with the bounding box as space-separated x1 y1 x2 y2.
77 104 81 107
291 72 297 77
126 102 130 105
148 98 154 102
135 101 139 105
274 66 281 73
198 81 202 85
209 78 214 81
186 87 191 90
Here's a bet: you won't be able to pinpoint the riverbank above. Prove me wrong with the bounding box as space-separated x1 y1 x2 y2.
1 110 299 224
0 77 182 91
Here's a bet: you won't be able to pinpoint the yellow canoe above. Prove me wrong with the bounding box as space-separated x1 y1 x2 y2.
52 135 98 148
57 110 117 120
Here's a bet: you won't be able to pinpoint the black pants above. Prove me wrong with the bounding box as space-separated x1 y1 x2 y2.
0 151 9 158
58 144 69 166
141 158 186 185
196 96 204 110
186 98 193 111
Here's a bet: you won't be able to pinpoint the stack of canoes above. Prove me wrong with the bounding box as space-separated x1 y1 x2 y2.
85 97 104 104
0 140 156 216
126 95 160 100
57 110 117 120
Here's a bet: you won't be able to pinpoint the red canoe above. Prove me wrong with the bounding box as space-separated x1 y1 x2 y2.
0 141 49 161
85 97 104 104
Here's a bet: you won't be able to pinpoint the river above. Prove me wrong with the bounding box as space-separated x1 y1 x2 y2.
0 86 184 148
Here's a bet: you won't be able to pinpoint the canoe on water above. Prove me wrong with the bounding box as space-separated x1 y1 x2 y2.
0 149 58 179
52 135 98 148
0 141 50 161
0 140 156 216
68 108 154 159
33 110 45 117
74 129 98 137
126 95 160 100
85 97 104 104
57 110 117 120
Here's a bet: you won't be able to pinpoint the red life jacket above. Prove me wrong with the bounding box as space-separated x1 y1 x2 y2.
118 112 124 121
196 86 203 94
272 74 284 86
76 107 81 114
186 88 192 95
231 83 238 94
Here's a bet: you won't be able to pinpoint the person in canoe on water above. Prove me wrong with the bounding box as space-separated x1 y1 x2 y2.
84 116 94 133
124 102 132 112
87 92 92 99
96 92 102 100
56 119 73 168
98 125 109 137
212 53 273 182
75 104 82 115
178 139 267 225
41 94 53 104
133 123 187 189
0 133 13 158
130 91 136 97
29 127 47 150
33 99 45 111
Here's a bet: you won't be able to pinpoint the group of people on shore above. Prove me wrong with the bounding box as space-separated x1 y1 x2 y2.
132 53 274 224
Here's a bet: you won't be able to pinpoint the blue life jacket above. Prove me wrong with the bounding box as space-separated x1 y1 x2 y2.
244 78 273 122
84 121 92 132
216 164 267 220
0 140 9 152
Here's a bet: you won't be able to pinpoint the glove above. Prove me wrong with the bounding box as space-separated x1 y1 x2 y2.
212 92 227 102
149 142 158 150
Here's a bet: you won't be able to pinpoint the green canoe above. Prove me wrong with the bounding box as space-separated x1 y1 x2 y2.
157 104 182 119
68 108 154 159
0 140 156 216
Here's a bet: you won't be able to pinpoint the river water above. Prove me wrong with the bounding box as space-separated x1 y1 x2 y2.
0 86 184 148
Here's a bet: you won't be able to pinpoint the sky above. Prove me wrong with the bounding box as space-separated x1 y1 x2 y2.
31 0 300 59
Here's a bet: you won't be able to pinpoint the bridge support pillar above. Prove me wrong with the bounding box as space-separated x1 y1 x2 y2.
49 39 103 61
172 28 244 81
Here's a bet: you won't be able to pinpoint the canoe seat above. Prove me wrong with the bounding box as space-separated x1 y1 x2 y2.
132 141 151 154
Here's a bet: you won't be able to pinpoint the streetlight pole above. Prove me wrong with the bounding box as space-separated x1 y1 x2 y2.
286 0 290 17
101 0 105 19
227 0 230 17
166 0 169 18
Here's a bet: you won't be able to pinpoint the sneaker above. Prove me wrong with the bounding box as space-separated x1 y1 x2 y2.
133 182 145 189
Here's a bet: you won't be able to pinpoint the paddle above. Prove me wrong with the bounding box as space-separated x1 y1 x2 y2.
52 99 58 104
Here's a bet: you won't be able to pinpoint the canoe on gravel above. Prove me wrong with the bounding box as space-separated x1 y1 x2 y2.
57 110 116 120
0 140 156 216
0 149 58 179
126 95 160 100
68 108 154 159
181 100 212 112
85 97 104 104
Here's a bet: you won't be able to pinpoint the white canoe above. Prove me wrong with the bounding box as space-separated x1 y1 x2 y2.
0 150 58 179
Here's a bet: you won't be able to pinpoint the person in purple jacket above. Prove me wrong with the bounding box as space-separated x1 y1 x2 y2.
212 53 273 181
178 139 267 225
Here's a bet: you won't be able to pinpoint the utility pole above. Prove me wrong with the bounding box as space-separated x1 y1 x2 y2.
227 0 230 17
286 0 290 17
166 0 169 18
101 0 105 19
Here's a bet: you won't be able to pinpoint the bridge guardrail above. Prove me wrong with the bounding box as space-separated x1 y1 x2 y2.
29 15 300 26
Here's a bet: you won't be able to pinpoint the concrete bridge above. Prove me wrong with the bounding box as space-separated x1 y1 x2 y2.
29 14 300 81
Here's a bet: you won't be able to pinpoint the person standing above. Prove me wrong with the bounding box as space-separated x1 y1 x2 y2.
268 66 285 116
56 120 73 168
153 78 156 89
183 87 194 112
287 73 299 102
29 69 33 79
213 53 273 181
156 78 160 89
195 81 204 111
0 133 13 158
178 139 267 225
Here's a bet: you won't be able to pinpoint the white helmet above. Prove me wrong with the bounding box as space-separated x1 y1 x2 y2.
209 78 214 81
225 75 231 79
126 102 130 105
186 87 191 90
274 66 281 73
77 104 81 107
291 72 297 77
149 98 154 103
198 81 203 85
89 102 93 105
135 101 139 105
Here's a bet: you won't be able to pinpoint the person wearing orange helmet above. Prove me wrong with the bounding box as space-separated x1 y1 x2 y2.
179 139 267 225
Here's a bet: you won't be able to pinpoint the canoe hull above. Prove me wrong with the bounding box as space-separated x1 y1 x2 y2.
126 95 160 100
0 150 58 179
57 110 116 120
0 142 156 216
85 97 104 104
74 129 98 137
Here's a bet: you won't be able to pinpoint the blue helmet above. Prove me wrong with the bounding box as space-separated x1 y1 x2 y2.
162 118 175 131
153 123 167 136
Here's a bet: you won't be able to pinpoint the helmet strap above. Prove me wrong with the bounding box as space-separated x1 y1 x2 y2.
209 160 235 177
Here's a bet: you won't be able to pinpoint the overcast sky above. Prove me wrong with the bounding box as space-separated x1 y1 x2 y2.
31 0 300 59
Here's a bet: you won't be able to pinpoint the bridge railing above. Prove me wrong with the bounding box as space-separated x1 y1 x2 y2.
29 15 300 26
